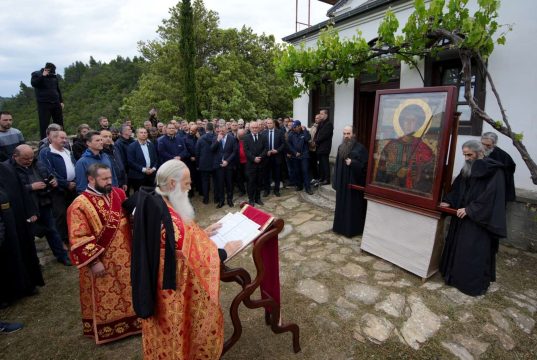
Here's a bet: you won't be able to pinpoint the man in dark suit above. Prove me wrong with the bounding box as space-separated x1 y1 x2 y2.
212 126 238 208
127 128 158 192
262 118 285 197
195 123 216 204
157 123 189 164
314 109 334 185
243 121 267 206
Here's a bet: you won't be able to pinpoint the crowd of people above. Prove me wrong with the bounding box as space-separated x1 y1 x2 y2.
0 98 518 357
0 108 337 341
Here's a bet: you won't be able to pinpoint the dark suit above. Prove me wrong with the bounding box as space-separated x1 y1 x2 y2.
157 135 189 164
195 132 216 203
314 120 334 183
243 132 267 203
212 133 238 205
127 141 158 192
263 128 285 194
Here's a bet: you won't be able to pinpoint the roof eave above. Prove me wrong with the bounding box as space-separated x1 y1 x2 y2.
283 0 400 43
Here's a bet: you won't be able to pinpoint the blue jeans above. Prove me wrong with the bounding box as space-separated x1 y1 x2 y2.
36 205 68 261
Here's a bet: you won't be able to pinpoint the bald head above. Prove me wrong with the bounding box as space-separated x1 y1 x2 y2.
13 144 35 167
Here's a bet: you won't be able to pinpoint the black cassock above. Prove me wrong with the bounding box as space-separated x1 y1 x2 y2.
440 158 506 296
488 146 516 202
0 162 43 304
332 141 368 237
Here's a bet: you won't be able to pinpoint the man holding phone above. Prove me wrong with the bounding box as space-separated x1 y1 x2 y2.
31 62 64 139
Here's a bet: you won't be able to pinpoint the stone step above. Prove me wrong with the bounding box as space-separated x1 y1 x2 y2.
317 184 336 202
300 185 336 210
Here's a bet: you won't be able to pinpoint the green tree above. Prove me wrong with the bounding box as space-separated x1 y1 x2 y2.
276 0 537 184
179 0 198 121
122 0 292 122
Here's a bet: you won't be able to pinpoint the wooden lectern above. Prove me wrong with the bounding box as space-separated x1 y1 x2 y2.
219 203 301 356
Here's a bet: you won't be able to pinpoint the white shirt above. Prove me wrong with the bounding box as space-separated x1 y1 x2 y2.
49 145 76 181
140 142 151 168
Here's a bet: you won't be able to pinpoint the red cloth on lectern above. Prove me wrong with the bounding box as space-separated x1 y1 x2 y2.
240 205 280 307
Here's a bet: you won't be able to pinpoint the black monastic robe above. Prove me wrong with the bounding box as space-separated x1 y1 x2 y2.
0 162 43 304
488 146 516 202
332 140 368 237
440 158 506 296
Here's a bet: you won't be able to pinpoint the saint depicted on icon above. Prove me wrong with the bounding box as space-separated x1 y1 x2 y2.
374 98 437 195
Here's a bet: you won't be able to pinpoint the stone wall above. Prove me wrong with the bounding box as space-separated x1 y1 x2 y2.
504 190 537 252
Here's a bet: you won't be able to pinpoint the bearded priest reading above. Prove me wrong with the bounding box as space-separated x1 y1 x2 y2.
67 163 140 344
130 159 240 360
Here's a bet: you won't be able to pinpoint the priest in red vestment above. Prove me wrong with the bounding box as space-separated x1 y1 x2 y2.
67 163 140 344
130 159 240 360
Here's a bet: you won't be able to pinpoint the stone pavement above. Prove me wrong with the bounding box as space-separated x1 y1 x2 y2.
28 187 537 359
197 187 537 359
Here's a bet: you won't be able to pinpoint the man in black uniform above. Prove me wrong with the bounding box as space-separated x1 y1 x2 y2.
31 62 64 139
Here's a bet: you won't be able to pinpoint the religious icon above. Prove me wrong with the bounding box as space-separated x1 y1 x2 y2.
365 87 458 212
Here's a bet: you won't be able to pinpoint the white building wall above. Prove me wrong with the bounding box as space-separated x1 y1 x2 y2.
331 81 355 157
290 0 537 191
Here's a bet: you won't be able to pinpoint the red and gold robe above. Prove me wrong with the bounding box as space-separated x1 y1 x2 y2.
67 187 141 344
142 206 224 360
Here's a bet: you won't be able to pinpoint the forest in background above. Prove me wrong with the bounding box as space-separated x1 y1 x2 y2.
0 0 293 140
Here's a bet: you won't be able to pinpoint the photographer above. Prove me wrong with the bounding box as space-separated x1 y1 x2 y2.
31 62 64 139
11 145 70 265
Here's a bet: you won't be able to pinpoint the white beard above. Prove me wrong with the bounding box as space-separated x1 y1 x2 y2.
168 186 195 223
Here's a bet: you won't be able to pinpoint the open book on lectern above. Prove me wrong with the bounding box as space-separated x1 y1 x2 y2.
210 211 272 263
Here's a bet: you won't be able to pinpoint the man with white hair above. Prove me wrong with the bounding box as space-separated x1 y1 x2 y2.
131 159 240 359
481 132 516 202
439 140 506 296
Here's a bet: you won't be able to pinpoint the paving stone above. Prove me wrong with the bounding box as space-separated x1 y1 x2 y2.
336 296 358 310
288 212 315 225
352 325 366 343
482 323 515 350
400 295 442 350
452 334 490 358
374 272 395 281
421 281 443 291
441 342 474 360
325 243 339 250
310 249 331 260
375 293 406 318
524 289 537 300
327 254 347 263
511 292 537 307
355 255 375 263
283 251 306 261
441 288 481 305
333 306 355 321
296 279 329 304
302 239 321 247
487 308 511 331
296 221 333 237
360 313 394 344
279 224 294 239
504 296 536 314
297 260 332 278
377 279 412 288
345 284 381 305
456 312 475 323
315 314 340 330
335 263 368 281
372 260 394 272
504 307 535 334
280 197 302 209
